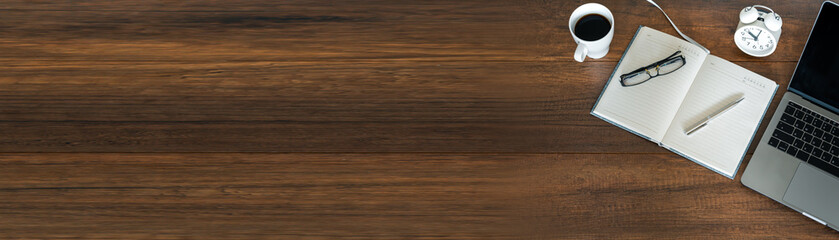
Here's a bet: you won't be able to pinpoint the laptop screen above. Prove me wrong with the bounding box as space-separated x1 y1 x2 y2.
789 1 839 113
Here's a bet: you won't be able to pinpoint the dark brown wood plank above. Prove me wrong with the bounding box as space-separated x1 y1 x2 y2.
0 0 821 62
2 153 837 239
0 153 516 239
0 60 798 153
0 0 822 152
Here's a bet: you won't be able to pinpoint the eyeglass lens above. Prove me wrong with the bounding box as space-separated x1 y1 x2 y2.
621 71 651 86
657 57 685 75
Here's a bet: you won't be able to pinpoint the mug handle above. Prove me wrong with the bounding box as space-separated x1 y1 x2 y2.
574 44 588 62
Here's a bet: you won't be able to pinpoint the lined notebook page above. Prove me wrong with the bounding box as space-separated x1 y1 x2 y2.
661 55 777 178
593 27 708 142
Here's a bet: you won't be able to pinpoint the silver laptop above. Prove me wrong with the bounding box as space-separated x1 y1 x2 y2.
742 0 839 231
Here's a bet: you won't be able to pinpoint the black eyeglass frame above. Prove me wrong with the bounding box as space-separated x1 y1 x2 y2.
619 51 686 87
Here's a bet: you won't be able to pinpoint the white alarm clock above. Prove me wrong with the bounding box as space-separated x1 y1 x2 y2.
734 5 783 57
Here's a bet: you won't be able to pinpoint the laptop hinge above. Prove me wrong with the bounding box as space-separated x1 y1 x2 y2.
802 212 827 225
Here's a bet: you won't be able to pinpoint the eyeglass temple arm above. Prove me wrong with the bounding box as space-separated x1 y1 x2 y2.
665 51 682 59
646 0 710 54
649 51 683 67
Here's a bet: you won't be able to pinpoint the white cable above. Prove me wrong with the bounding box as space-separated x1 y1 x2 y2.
646 0 710 53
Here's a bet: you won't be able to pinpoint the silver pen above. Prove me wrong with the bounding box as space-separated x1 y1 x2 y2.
685 96 746 136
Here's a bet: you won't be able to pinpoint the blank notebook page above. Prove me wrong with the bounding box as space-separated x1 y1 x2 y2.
594 27 707 141
661 55 777 177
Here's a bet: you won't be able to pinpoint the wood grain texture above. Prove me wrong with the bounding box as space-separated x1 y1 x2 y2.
2 154 838 239
1 0 838 239
0 0 818 152
0 154 516 239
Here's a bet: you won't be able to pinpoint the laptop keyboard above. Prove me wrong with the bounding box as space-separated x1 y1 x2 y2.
769 101 839 177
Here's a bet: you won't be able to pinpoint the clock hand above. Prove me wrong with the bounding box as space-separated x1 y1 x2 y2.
747 31 758 41
755 30 763 39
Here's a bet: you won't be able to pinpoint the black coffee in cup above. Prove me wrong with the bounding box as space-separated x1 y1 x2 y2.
574 14 611 41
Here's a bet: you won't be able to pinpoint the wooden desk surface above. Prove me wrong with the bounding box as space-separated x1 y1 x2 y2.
1 0 837 239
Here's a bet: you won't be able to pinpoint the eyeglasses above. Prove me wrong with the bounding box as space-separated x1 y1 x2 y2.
619 51 686 87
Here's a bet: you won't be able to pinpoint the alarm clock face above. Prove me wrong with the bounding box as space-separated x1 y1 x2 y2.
735 26 777 57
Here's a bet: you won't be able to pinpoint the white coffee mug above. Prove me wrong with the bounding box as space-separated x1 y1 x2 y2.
569 3 614 62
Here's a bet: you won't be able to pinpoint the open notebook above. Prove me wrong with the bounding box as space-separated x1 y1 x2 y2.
591 26 778 178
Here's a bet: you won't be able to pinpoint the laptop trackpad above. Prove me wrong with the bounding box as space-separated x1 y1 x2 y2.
783 163 839 225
